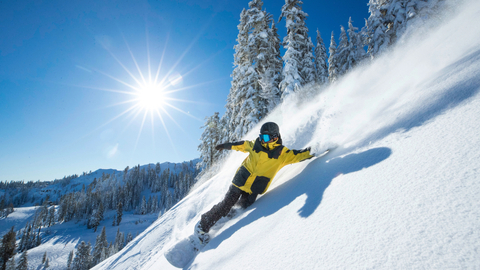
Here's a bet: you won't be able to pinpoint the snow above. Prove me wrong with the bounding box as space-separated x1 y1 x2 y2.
6 0 480 268
0 207 37 237
0 160 197 269
0 208 159 269
93 1 480 269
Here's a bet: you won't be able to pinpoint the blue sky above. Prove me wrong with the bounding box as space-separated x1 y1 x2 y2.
0 0 369 181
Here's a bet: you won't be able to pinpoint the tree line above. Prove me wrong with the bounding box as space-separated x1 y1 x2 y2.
198 0 446 171
0 160 199 269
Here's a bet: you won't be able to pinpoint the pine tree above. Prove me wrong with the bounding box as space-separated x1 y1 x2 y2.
47 207 55 227
299 34 316 86
16 251 28 270
366 0 391 56
346 17 366 71
245 0 271 118
18 229 26 253
98 202 104 221
328 32 339 83
232 0 272 139
42 252 47 264
126 233 133 244
155 162 161 175
365 0 446 57
44 258 49 268
72 241 91 270
279 0 315 99
336 25 349 76
223 8 249 141
314 30 329 85
140 196 147 215
35 229 41 247
198 112 222 171
259 20 282 111
88 210 100 232
92 227 108 266
116 202 123 226
114 229 125 252
67 250 73 270
0 226 16 270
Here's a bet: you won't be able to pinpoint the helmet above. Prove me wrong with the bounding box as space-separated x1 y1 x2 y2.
260 122 280 137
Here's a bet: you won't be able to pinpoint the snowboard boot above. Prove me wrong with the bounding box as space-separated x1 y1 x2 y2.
226 207 237 219
194 221 210 246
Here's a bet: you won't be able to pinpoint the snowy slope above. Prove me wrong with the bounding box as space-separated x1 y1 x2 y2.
95 1 480 269
0 160 198 269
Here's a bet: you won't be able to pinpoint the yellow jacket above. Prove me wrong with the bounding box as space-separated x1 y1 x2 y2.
221 138 314 194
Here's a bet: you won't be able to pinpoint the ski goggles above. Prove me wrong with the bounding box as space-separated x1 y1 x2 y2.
259 133 278 143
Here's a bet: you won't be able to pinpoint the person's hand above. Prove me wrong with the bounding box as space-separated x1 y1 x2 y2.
215 144 225 151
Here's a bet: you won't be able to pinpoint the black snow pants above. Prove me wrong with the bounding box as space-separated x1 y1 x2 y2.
200 185 258 233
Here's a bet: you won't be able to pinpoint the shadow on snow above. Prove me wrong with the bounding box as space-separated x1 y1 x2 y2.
195 147 391 263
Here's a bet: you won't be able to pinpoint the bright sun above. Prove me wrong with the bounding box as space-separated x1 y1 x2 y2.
136 84 166 111
82 31 205 152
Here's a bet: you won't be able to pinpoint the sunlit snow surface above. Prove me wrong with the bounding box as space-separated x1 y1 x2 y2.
95 1 480 269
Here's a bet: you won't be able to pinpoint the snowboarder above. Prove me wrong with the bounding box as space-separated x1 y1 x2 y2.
195 122 315 243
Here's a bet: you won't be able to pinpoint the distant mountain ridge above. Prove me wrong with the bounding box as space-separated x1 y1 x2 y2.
1 159 200 208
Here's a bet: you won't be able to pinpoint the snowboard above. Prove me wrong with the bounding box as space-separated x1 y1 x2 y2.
316 149 330 158
164 208 239 268
164 235 202 268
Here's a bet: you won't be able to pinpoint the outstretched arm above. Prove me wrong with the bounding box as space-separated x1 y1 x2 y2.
282 147 315 165
216 140 254 153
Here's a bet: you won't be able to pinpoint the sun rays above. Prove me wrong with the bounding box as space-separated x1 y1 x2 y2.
82 28 213 155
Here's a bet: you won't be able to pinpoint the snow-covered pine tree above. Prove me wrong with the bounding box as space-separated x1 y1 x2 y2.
299 34 316 87
100 246 107 263
336 25 349 76
366 0 391 56
279 0 315 99
18 229 26 252
47 206 55 227
346 17 367 72
198 112 222 171
366 0 445 57
116 202 123 226
155 162 161 174
67 250 73 269
0 226 16 270
17 251 28 270
140 196 147 215
259 20 282 111
72 241 90 270
245 0 271 119
33 229 41 248
92 227 108 266
223 8 248 141
151 195 158 213
328 32 339 83
114 228 125 252
232 0 273 139
88 209 100 232
314 29 329 85
126 233 133 244
222 0 279 141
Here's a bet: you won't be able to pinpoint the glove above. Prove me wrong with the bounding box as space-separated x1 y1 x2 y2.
215 144 226 151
